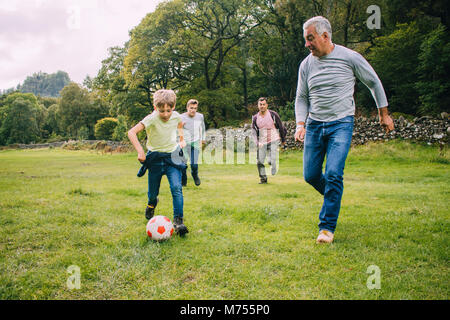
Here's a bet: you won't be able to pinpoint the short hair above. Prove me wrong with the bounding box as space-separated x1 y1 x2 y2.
258 97 267 103
303 16 332 41
186 99 198 108
153 89 176 108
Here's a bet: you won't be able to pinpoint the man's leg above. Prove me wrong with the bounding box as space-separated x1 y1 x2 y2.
303 120 326 194
257 144 268 183
269 141 279 175
318 117 354 233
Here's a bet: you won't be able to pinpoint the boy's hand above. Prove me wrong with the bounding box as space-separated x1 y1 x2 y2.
179 140 187 148
138 151 146 163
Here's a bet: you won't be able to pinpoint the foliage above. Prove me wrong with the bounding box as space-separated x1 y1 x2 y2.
112 115 129 142
17 71 71 97
365 23 423 114
95 117 119 140
59 83 109 139
278 100 295 121
416 24 450 115
0 93 45 144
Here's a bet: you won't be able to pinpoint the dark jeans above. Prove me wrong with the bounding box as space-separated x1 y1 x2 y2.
303 115 354 233
147 153 184 219
182 144 200 181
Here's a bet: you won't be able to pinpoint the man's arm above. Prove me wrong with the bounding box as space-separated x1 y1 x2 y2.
272 111 286 144
352 52 394 133
251 115 259 146
294 62 309 142
128 123 146 162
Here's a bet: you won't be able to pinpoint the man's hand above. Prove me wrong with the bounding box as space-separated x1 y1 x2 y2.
138 151 146 163
295 126 306 143
379 107 395 133
179 139 187 148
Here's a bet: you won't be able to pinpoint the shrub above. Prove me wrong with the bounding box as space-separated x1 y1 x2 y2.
95 117 118 140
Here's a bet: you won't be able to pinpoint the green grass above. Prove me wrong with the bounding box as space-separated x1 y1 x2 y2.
0 141 448 299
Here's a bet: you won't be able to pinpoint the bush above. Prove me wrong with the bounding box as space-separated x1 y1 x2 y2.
278 101 295 121
95 117 118 140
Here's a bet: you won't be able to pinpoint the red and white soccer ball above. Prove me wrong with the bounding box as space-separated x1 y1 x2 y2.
146 215 174 241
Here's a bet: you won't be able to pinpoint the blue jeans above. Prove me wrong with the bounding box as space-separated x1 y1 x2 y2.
303 115 354 233
147 156 184 219
182 144 200 180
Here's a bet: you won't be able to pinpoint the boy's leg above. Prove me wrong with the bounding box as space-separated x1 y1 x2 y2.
165 165 184 219
257 144 267 183
181 146 189 186
146 164 163 219
166 165 188 235
190 146 200 185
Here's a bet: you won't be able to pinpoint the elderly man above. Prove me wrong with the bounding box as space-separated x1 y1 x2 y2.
295 16 394 243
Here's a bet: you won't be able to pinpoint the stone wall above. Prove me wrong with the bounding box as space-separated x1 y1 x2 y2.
6 116 449 151
206 116 450 150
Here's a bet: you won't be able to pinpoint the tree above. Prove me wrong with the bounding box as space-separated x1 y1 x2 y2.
364 23 424 115
58 83 108 139
0 97 39 145
93 46 150 125
18 71 71 97
416 24 450 115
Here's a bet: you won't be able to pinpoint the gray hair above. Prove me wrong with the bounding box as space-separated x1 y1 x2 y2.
303 16 332 41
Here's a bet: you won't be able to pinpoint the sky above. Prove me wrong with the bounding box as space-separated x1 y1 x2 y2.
0 0 165 90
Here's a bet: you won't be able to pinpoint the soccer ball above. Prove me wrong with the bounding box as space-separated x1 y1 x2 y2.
146 215 174 241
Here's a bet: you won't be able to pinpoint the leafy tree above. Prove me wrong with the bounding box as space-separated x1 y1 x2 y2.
416 24 450 115
112 115 129 142
93 46 150 125
58 83 108 139
364 23 424 115
0 97 39 144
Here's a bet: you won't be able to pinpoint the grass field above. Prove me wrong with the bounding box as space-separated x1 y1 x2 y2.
0 141 449 299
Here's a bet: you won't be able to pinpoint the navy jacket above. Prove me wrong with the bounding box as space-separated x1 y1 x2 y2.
137 147 187 177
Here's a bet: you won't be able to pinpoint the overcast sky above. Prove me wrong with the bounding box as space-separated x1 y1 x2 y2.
0 0 165 90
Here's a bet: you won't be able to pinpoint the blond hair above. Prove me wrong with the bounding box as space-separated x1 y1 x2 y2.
153 89 176 108
186 99 198 108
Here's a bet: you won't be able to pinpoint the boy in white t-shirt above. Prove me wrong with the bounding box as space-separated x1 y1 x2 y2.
127 89 189 236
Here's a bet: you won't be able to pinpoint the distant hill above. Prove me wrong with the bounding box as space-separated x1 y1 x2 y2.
17 71 71 97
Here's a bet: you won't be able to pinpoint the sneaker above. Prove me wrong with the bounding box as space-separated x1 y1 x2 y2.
173 217 189 236
145 198 158 220
259 178 267 184
316 230 334 244
193 176 201 186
